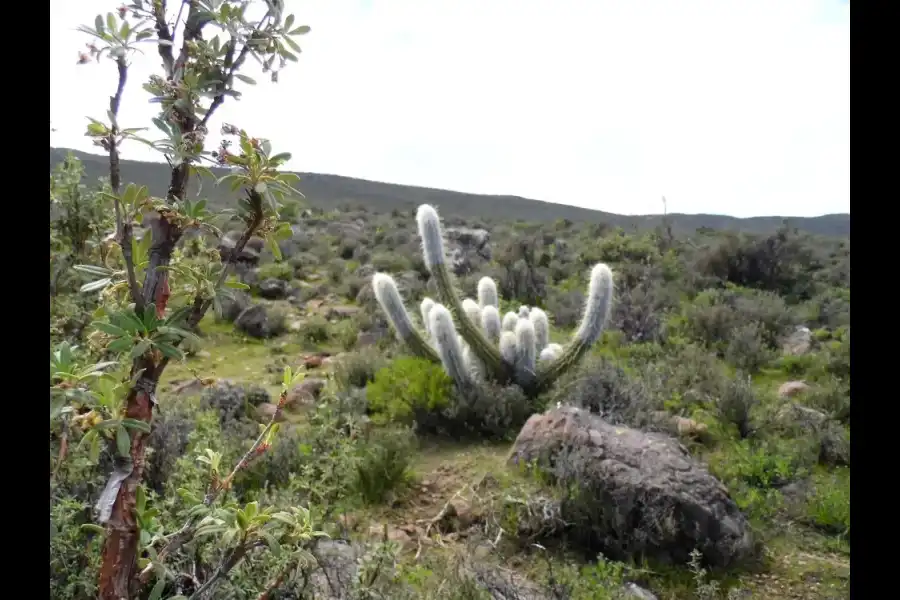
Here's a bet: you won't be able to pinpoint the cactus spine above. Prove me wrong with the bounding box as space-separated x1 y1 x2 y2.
372 204 614 396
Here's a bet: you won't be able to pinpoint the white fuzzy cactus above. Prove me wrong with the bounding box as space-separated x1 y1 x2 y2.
372 204 614 395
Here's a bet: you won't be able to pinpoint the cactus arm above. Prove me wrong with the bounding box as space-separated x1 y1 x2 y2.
420 297 436 338
515 318 536 373
499 331 518 365
477 277 499 308
481 305 502 343
429 304 474 388
416 205 509 381
372 273 442 364
529 307 550 352
535 264 614 391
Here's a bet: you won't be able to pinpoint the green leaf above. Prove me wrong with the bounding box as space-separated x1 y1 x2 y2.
234 74 256 85
81 523 106 535
116 425 131 457
107 337 134 354
106 12 116 33
154 341 184 361
87 122 108 136
92 321 129 337
266 235 283 261
282 366 293 388
224 280 250 290
269 152 292 165
93 419 122 431
95 15 105 35
136 485 147 513
73 264 115 277
260 531 282 556
147 577 166 600
89 431 101 463
122 418 151 434
284 14 295 31
130 339 152 359
81 278 113 293
283 35 303 55
290 25 311 35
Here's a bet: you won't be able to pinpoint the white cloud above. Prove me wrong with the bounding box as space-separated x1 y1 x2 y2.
50 0 849 217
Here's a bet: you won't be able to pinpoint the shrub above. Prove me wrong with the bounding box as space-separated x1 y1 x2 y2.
724 322 774 373
256 261 294 282
714 373 760 439
366 357 454 425
298 315 330 344
684 287 797 353
350 427 417 505
805 468 850 538
199 380 270 432
556 358 657 428
805 377 850 424
333 348 389 390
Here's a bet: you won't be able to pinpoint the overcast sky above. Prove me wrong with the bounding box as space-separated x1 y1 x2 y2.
50 0 850 218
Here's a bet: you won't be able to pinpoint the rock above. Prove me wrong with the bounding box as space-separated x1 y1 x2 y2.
234 304 275 339
356 331 380 347
508 406 754 567
326 305 360 320
254 402 285 423
216 290 251 322
367 524 414 549
258 277 289 299
217 231 261 265
782 326 812 356
650 411 709 439
200 381 271 425
621 582 659 600
308 540 366 599
303 352 331 369
776 403 828 430
818 422 850 466
778 380 811 398
285 377 327 409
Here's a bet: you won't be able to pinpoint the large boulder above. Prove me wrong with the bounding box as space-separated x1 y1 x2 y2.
258 277 290 300
508 406 754 568
234 304 281 339
215 290 251 322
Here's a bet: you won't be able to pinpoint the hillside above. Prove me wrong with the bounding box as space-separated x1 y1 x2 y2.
50 147 849 237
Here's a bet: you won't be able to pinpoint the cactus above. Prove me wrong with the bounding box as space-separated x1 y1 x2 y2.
501 311 519 332
373 204 614 395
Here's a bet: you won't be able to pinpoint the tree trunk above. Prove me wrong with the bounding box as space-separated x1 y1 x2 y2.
98 217 180 600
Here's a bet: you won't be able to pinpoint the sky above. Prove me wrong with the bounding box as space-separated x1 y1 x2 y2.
49 0 850 218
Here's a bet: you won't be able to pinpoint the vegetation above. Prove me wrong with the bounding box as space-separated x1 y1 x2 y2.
50 3 849 599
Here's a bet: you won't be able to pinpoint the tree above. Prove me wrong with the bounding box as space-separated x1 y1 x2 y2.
67 1 312 597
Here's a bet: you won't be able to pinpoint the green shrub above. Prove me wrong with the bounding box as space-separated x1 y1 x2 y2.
333 348 389 390
805 468 850 538
366 357 454 425
256 261 294 281
351 427 417 505
724 322 774 373
298 315 330 344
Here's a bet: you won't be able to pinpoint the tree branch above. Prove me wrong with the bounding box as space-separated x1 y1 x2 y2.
152 0 176 76
138 375 284 584
108 56 144 310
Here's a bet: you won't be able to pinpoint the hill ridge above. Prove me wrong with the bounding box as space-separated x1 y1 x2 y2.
50 147 849 237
